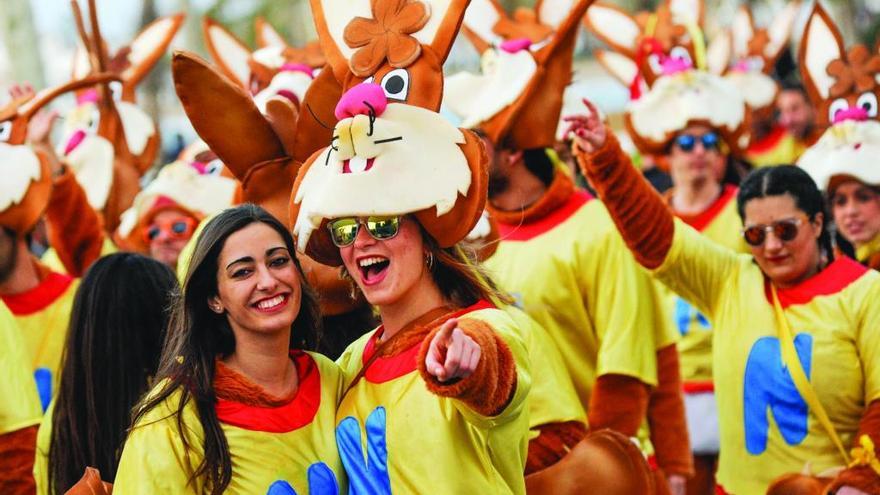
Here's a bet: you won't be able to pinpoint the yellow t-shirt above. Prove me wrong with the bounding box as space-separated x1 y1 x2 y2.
745 126 806 168
0 301 41 434
2 270 79 412
665 186 749 385
486 190 662 416
335 303 531 494
503 305 586 436
115 351 347 494
33 400 54 495
655 220 880 494
40 237 117 275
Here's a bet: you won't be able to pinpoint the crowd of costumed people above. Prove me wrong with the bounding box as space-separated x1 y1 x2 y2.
1 0 880 494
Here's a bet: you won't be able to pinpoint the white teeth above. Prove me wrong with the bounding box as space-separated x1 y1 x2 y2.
349 156 368 173
256 295 285 310
358 256 387 268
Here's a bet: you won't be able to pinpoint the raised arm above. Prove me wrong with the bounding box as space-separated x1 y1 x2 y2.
566 101 673 269
28 110 106 276
567 99 741 318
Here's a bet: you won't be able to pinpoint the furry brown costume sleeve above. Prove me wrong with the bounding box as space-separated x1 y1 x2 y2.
526 421 589 474
418 318 517 417
0 425 38 495
46 169 105 277
63 467 112 495
589 374 650 437
649 345 694 478
574 132 674 269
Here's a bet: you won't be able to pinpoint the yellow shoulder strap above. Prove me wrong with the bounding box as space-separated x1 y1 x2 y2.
770 285 850 464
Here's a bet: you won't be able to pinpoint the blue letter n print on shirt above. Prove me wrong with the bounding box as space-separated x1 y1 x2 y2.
674 298 710 335
336 406 392 495
743 334 813 455
266 463 340 495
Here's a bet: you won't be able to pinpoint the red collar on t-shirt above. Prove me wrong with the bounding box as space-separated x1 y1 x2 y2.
764 256 869 309
214 351 321 433
361 299 496 383
495 190 593 241
673 185 738 233
1 270 75 316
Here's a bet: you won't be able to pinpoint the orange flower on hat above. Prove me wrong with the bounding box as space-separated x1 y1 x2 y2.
344 0 430 77
746 30 770 58
827 45 880 97
635 6 686 52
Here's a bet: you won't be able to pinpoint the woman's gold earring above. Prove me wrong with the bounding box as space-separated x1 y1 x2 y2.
425 252 434 270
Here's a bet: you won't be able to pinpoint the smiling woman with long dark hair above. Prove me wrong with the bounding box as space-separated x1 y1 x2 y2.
33 253 177 494
113 205 346 494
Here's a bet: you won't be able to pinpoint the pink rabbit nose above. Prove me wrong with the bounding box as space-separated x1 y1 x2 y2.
64 130 87 156
661 56 693 76
500 38 532 54
335 83 388 120
833 106 869 124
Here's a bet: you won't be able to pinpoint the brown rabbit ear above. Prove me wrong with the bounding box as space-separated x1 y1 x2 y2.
798 2 845 106
595 49 640 87
202 17 252 88
763 1 800 68
461 0 507 55
255 17 289 49
415 128 488 248
731 6 754 61
292 68 342 164
172 50 286 181
71 43 93 80
120 13 185 88
706 31 731 75
264 97 300 158
531 0 593 64
583 2 640 58
667 0 703 27
423 0 473 63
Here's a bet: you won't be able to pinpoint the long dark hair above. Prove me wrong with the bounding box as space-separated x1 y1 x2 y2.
737 165 834 260
129 204 321 495
48 253 177 494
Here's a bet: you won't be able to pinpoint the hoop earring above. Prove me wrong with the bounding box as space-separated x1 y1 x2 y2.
425 252 434 270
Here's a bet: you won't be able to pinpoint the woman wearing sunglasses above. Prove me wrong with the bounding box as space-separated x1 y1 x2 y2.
313 213 530 493
569 100 880 494
289 78 530 490
115 160 237 270
580 65 754 494
113 205 346 494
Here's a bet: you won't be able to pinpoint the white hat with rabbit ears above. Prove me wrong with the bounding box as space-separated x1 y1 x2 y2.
288 0 489 267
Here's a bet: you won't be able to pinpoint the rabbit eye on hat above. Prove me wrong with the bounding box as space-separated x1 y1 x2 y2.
0 122 12 142
380 68 410 101
857 92 878 118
